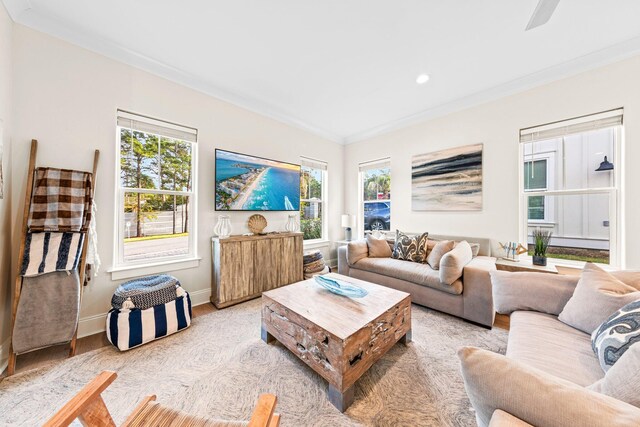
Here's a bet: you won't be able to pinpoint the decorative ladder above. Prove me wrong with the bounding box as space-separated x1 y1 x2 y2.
6 139 99 376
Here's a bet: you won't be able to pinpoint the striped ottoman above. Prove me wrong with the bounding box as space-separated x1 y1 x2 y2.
106 275 192 351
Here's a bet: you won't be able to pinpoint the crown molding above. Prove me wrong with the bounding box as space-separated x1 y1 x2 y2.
343 35 640 144
5 1 344 144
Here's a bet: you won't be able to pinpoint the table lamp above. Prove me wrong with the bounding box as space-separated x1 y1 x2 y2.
341 214 355 241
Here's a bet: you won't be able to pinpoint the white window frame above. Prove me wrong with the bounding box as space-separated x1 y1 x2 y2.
300 157 328 245
112 110 199 276
524 154 556 224
518 109 623 268
358 158 392 237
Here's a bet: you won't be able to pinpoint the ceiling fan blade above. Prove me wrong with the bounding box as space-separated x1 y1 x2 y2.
525 0 561 31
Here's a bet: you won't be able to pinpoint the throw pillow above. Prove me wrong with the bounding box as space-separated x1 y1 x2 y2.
426 240 454 270
457 346 640 427
392 231 429 263
591 299 640 372
559 263 640 334
366 234 392 258
346 240 368 266
439 240 473 285
588 343 640 408
470 243 481 257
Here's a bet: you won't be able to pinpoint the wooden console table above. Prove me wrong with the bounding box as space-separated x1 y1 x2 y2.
496 258 558 274
211 232 303 308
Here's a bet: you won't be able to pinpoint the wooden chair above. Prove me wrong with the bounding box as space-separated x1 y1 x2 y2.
44 371 281 427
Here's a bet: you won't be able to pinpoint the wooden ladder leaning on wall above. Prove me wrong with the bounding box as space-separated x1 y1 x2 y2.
6 139 100 377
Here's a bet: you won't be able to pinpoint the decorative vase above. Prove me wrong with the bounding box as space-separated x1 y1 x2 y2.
285 214 299 232
532 255 547 266
214 215 232 239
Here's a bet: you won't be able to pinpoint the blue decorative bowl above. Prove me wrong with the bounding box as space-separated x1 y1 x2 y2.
314 276 368 298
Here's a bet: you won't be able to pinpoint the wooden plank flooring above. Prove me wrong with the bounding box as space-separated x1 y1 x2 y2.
2 303 217 378
2 302 509 379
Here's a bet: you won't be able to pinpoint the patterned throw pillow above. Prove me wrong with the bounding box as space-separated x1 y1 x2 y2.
392 231 429 263
592 299 640 372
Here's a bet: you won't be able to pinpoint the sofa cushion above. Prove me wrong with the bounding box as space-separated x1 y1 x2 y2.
488 410 533 427
491 271 579 316
507 311 603 386
591 299 640 372
346 240 368 266
351 257 463 295
589 343 640 408
458 346 640 427
439 240 473 285
426 240 454 270
366 234 392 258
392 230 429 263
559 263 640 334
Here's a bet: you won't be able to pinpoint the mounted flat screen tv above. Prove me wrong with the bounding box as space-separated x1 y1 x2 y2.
215 149 301 211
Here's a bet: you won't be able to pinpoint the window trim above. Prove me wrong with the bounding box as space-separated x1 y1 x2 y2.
300 158 328 244
113 112 199 271
518 121 622 268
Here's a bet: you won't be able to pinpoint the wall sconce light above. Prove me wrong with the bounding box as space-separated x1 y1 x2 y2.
595 156 614 171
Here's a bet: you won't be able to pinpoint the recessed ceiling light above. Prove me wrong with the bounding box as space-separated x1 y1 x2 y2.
416 73 430 84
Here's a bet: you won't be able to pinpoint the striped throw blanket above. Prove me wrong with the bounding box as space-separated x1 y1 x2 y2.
20 232 84 277
28 167 93 232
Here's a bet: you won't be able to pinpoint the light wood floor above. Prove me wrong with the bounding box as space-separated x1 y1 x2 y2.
2 304 217 378
2 303 509 378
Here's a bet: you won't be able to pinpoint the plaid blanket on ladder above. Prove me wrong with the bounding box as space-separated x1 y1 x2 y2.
28 167 93 232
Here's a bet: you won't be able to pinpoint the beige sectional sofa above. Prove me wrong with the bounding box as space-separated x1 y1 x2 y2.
458 270 640 427
337 234 496 327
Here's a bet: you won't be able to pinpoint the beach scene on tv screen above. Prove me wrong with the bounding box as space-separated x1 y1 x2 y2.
215 150 301 211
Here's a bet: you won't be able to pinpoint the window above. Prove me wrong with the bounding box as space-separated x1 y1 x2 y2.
300 157 327 242
115 111 198 268
524 159 548 220
520 109 622 266
359 158 391 236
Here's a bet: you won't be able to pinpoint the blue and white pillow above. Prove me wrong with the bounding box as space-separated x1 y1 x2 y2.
592 299 640 372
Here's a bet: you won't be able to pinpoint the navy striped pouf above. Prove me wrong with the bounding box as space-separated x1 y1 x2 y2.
106 291 192 351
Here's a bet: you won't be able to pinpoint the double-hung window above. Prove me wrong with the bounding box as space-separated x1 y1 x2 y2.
115 111 198 269
300 157 327 242
520 109 622 266
358 158 391 236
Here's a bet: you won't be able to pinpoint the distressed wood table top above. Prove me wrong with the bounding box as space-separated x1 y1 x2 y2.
262 273 410 339
261 273 412 412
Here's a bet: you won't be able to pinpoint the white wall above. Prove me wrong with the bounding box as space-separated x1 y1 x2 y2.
0 3 13 368
10 25 344 337
344 55 640 269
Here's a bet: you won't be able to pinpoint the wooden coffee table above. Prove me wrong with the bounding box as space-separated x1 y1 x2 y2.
261 273 411 412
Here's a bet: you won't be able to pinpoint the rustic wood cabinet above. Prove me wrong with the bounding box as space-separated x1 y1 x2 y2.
211 232 303 308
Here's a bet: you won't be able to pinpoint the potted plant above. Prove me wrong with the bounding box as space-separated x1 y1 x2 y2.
532 229 552 266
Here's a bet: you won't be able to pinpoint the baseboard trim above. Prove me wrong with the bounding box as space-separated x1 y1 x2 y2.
77 288 211 338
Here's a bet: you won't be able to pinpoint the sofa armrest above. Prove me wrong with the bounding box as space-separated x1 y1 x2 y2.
459 346 640 427
489 410 534 427
337 245 350 276
462 256 496 327
490 270 579 316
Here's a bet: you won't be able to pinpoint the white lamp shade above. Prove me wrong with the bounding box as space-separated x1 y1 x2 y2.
341 214 354 228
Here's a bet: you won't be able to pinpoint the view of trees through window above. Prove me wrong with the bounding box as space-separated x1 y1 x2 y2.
362 167 391 233
300 165 323 240
119 128 194 262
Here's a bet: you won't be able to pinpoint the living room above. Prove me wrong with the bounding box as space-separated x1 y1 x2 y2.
1 1 640 426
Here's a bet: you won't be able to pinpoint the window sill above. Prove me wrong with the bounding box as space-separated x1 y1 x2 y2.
303 239 330 250
109 257 202 281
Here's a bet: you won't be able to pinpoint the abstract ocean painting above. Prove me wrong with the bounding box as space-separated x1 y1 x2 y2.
411 143 483 211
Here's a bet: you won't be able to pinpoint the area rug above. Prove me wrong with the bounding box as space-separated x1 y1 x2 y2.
0 299 507 426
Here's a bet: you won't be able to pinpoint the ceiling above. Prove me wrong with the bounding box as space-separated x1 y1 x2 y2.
4 0 640 143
